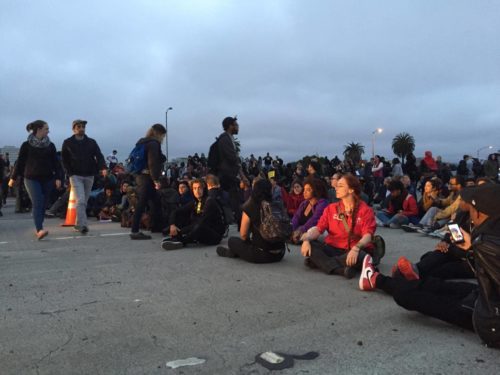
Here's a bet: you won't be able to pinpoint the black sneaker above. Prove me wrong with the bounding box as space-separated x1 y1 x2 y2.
344 266 357 279
161 240 184 250
304 257 317 269
130 232 152 240
81 226 89 234
216 246 236 258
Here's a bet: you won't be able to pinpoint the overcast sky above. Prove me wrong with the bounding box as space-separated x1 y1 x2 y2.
1 0 499 163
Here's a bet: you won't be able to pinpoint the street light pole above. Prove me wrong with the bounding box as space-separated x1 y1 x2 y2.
165 107 173 165
476 145 493 159
371 128 383 158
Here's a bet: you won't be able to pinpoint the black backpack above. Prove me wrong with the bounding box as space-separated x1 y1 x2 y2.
207 137 220 174
257 201 292 243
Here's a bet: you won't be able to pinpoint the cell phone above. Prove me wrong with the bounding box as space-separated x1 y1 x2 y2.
447 223 464 244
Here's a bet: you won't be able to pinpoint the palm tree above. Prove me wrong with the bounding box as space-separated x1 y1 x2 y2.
343 142 365 165
392 132 415 165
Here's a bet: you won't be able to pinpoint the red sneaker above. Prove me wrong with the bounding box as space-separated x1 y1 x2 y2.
397 256 420 280
359 255 378 291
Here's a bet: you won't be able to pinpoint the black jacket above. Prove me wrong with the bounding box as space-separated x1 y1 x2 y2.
135 137 165 182
470 218 500 348
11 141 63 182
217 132 241 178
171 195 225 235
61 135 106 177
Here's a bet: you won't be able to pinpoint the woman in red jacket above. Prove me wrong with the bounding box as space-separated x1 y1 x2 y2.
300 174 377 278
281 179 305 217
376 180 419 228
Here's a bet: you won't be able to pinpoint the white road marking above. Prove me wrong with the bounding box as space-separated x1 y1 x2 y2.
0 232 133 244
166 357 206 369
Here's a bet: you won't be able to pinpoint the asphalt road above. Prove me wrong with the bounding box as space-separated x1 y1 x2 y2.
1 198 499 374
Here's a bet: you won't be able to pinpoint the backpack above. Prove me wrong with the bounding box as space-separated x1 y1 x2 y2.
207 137 220 174
125 143 146 174
258 200 292 243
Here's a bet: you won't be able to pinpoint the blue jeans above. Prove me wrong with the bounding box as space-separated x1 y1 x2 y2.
376 211 413 227
24 178 54 231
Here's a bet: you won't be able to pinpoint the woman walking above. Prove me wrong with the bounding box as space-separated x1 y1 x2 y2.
9 120 62 239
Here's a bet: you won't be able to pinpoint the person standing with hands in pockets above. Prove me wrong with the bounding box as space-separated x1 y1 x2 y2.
130 123 166 240
61 119 107 234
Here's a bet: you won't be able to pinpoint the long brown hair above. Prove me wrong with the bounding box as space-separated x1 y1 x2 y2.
340 173 362 245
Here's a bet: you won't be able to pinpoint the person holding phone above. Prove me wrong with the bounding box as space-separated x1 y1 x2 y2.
360 183 500 348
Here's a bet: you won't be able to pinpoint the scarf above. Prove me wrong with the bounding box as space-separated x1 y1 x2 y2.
28 133 51 148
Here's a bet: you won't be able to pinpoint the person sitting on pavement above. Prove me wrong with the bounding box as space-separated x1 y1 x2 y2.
177 180 194 206
281 179 305 218
290 177 329 244
375 180 418 229
300 174 378 279
328 173 342 203
359 183 500 349
162 178 226 250
216 178 286 263
403 176 464 233
419 178 443 212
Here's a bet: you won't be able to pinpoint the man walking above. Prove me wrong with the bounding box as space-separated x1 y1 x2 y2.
216 116 248 228
61 119 107 233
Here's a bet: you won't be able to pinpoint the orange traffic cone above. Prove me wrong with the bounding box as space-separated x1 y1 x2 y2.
61 185 77 227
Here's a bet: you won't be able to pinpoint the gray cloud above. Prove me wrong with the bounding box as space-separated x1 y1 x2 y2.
1 0 499 163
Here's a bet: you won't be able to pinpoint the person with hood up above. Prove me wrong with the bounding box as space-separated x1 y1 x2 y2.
420 150 438 177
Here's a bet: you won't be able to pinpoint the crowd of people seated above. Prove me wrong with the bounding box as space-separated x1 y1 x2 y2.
2 124 499 349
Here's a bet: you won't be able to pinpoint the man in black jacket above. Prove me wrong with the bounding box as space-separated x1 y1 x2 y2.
61 119 107 233
360 183 500 348
161 179 225 250
216 116 248 228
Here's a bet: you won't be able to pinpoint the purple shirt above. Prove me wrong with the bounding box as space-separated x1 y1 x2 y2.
291 198 329 233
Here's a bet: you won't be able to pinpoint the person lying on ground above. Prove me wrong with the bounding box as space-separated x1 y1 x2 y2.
359 183 500 349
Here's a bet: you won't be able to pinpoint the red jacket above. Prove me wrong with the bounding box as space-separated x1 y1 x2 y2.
317 201 376 252
281 187 305 217
387 193 418 217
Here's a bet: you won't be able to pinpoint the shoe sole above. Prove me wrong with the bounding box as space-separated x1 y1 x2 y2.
397 257 419 280
401 225 417 233
161 243 183 251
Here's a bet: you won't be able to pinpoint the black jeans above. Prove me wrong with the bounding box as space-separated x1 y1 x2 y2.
417 248 474 280
376 275 475 331
219 174 242 228
228 237 285 263
132 175 162 233
309 241 368 275
178 222 222 246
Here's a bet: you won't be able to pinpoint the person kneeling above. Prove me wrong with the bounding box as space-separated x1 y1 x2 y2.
216 178 286 263
162 179 225 250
